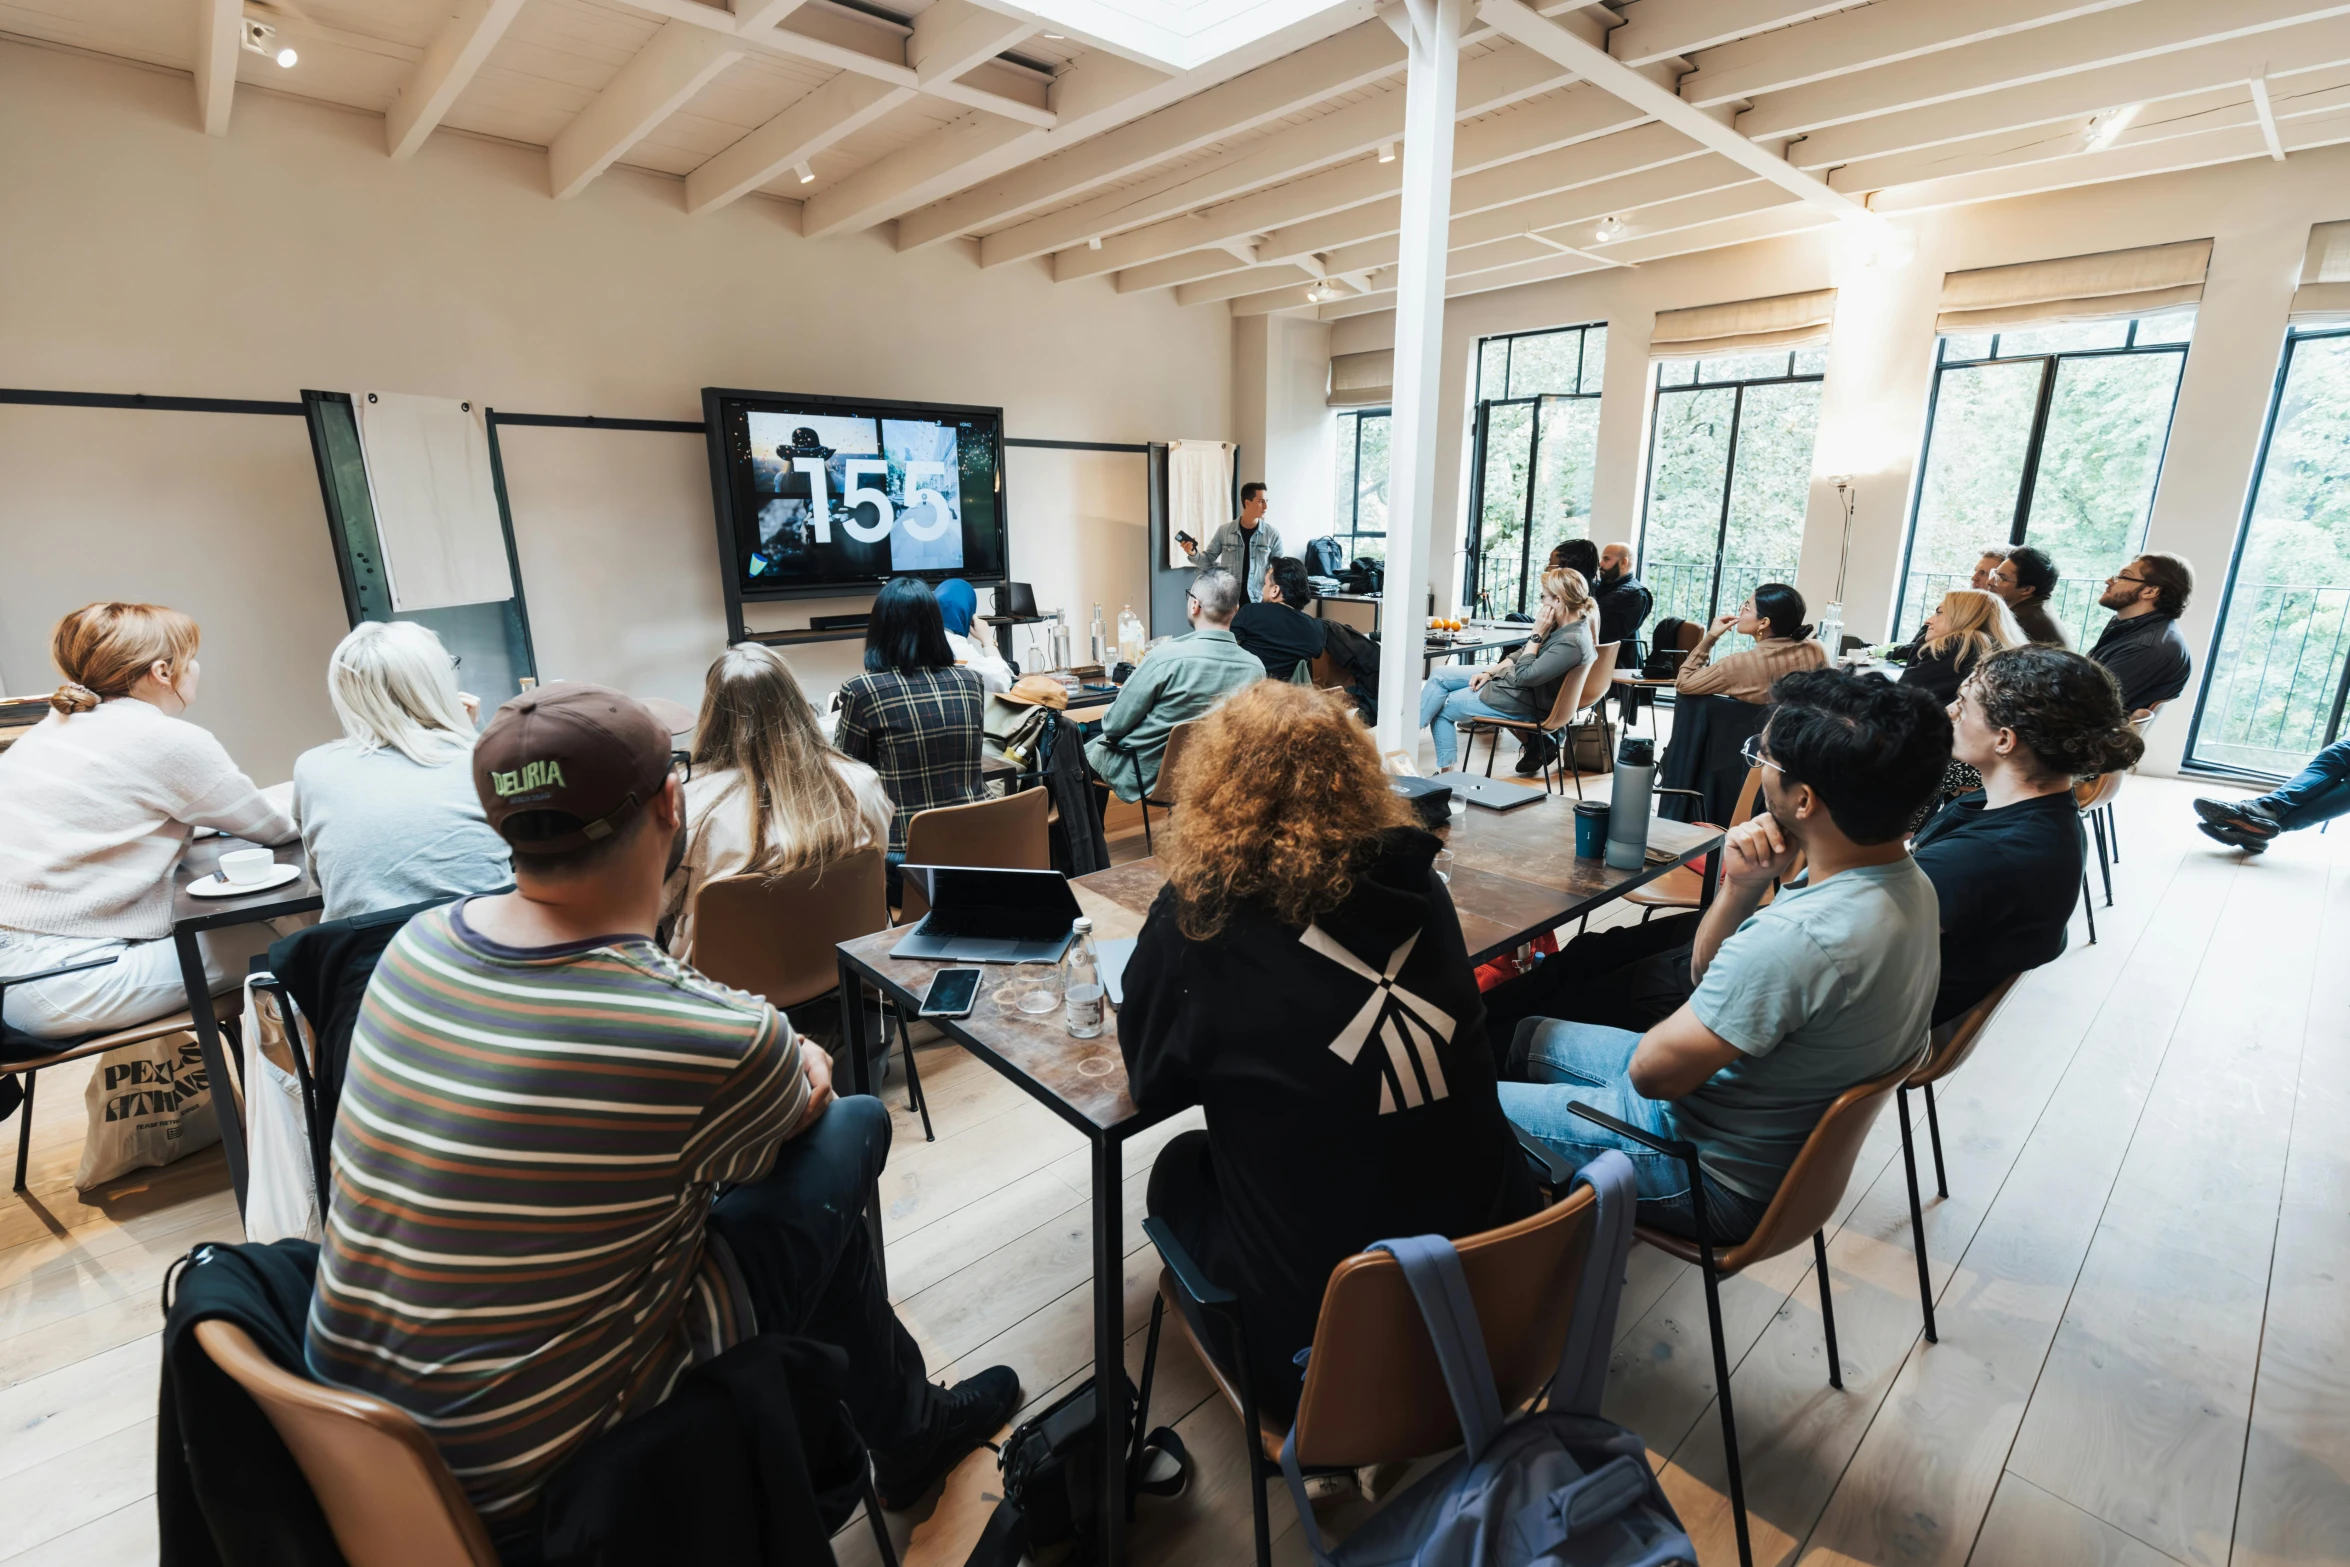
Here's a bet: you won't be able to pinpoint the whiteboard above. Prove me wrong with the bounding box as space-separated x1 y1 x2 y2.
355 391 513 611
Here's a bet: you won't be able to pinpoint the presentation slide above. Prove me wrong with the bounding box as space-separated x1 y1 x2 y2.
744 411 965 581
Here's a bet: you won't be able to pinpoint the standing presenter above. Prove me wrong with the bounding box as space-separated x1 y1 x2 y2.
1180 482 1281 603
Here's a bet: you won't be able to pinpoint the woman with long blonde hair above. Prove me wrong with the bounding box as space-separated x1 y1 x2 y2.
662 642 892 959
1119 681 1538 1421
1899 588 2024 705
0 602 296 1044
1417 565 1596 771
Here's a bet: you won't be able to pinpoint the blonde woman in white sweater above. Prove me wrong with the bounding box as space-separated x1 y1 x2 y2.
0 603 297 1040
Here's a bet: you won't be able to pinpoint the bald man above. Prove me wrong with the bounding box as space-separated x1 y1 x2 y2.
1592 542 1652 650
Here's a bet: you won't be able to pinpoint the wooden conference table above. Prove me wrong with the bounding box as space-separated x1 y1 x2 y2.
832 795 1720 1565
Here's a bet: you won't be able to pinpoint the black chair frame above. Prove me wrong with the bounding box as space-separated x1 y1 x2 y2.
0 953 126 1191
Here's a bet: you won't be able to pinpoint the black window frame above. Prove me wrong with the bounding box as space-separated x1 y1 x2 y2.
2182 320 2350 783
1331 404 1391 564
1892 317 2191 645
1464 323 1606 616
1634 347 1828 628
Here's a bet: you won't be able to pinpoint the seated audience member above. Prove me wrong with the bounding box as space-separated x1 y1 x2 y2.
1971 546 2011 592
836 578 986 888
1675 582 1828 703
306 685 1017 1548
934 577 1014 695
1484 650 2132 1049
1897 589 2023 706
2194 734 2350 852
1087 568 1261 803
1594 541 1653 651
293 620 510 921
1230 556 1327 680
1496 672 1946 1240
1547 538 1601 585
1988 545 2069 648
0 602 296 1045
663 642 891 959
1120 681 1538 1420
1418 567 1596 772
2088 552 2196 717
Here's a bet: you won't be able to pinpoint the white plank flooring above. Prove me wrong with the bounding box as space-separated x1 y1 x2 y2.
5 771 2347 1566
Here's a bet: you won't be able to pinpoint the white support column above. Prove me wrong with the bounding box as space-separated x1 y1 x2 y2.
1374 0 1466 762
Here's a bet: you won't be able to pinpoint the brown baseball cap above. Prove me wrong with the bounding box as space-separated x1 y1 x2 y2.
474 683 672 856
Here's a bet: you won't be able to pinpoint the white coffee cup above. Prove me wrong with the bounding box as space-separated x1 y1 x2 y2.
218 848 278 886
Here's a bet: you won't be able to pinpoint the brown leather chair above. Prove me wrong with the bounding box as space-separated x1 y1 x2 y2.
1891 973 2020 1351
690 846 938 1140
1137 1180 1605 1566
1458 641 1623 800
1138 717 1203 854
898 788 1051 921
1306 649 1345 691
194 1318 501 1567
2070 705 2157 942
1558 1053 1925 1567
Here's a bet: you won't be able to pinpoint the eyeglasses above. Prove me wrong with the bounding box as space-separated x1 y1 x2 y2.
2109 573 2152 587
1738 732 1783 775
669 749 693 783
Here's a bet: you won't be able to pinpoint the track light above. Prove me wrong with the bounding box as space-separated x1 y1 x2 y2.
794 162 815 184
240 18 296 67
1594 214 1626 242
1378 141 1396 164
1306 282 1338 304
1088 235 1102 250
2083 103 2141 150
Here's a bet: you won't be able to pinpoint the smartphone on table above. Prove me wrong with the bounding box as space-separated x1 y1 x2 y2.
919 967 983 1019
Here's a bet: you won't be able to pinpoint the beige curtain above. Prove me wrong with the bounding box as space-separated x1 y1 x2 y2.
1935 240 2211 333
2291 219 2350 319
1651 289 1836 359
1327 349 1394 408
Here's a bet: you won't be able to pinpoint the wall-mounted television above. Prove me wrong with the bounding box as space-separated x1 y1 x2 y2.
703 387 1009 626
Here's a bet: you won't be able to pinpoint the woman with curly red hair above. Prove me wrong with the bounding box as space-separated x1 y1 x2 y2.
1117 681 1537 1420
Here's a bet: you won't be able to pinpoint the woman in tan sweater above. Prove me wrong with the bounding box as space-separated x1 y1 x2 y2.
1674 581 1828 703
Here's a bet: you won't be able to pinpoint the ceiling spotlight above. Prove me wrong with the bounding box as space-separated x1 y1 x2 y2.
1043 32 1066 39
240 18 296 68
1594 214 1627 242
1378 141 1396 164
2083 103 2142 150
1088 235 1102 250
794 161 815 184
1306 282 1338 304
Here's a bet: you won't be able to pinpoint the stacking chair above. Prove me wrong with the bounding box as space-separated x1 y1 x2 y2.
1559 1054 1927 1567
1137 718 1203 854
899 788 1052 920
1893 974 2019 1346
1459 642 1623 799
692 846 939 1140
1137 1176 1609 1567
0 953 241 1191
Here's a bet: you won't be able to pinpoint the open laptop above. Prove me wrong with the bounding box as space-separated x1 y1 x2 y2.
892 866 1081 963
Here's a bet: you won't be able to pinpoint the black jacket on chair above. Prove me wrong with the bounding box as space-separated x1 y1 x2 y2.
266 895 456 1131
1656 694 1772 826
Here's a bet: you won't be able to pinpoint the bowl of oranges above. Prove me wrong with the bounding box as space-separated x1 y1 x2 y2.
1428 615 1466 641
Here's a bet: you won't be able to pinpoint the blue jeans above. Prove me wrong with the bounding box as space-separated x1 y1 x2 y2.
1496 1021 1769 1245
2260 736 2350 830
1418 667 1519 769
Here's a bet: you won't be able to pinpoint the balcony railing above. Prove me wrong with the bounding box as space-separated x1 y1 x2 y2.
2192 583 2350 777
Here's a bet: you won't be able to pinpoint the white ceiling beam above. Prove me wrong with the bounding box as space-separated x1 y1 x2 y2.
1476 0 1871 219
1606 0 1854 66
194 0 239 136
2249 76 2288 158
1785 14 2350 168
1318 173 1781 278
1116 250 1256 293
1679 0 2140 109
911 0 1039 85
802 113 1041 236
734 0 811 29
992 42 1574 270
548 23 746 200
1178 264 1319 308
1062 86 1648 282
898 22 1408 250
686 73 911 213
1737 0 2350 140
386 0 529 160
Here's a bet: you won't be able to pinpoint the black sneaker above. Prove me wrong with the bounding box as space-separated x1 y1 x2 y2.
1514 734 1558 776
2197 820 2269 854
2194 797 2281 838
870 1365 1022 1510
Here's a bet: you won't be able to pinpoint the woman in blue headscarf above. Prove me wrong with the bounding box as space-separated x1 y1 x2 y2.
934 578 1012 694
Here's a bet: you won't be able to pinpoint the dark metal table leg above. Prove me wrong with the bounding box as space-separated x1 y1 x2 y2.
175 930 248 1211
839 957 885 1288
1093 1131 1129 1565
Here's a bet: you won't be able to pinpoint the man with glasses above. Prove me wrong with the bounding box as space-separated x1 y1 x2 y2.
1085 568 1261 805
2087 552 2195 718
1492 672 1946 1239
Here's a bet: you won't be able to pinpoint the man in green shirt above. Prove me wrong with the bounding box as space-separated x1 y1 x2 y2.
1087 568 1263 801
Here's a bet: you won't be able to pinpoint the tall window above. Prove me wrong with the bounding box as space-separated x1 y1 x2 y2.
1894 312 2193 647
2187 323 2350 777
1330 407 1390 563
1638 348 1827 629
1465 323 1606 615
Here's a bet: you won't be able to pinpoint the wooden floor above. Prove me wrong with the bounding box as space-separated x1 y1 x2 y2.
7 768 2349 1567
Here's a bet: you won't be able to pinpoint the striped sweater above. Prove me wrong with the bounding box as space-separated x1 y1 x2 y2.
304 901 811 1533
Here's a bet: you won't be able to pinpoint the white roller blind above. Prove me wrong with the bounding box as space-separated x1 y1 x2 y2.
1936 240 2211 334
1327 349 1394 408
1652 289 1837 359
2292 219 2350 319
354 391 513 612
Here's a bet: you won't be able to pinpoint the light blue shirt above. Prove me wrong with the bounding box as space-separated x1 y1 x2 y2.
1672 857 1940 1198
292 741 513 922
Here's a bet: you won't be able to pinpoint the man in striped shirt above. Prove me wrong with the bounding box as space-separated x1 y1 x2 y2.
306 684 1018 1547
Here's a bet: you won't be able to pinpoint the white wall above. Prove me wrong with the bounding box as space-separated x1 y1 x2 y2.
0 41 1228 778
1312 142 2350 774
1232 313 1337 547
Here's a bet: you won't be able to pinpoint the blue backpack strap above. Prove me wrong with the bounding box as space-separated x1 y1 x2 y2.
1371 1234 1507 1459
1550 1149 1637 1415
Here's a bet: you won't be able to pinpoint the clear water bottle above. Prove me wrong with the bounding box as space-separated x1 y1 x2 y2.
1090 604 1108 668
1118 604 1146 666
1063 917 1105 1039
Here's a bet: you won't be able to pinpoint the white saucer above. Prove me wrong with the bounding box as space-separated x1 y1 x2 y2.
187 863 302 898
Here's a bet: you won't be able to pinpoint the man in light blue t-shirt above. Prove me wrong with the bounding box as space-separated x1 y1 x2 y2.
1500 671 1950 1241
